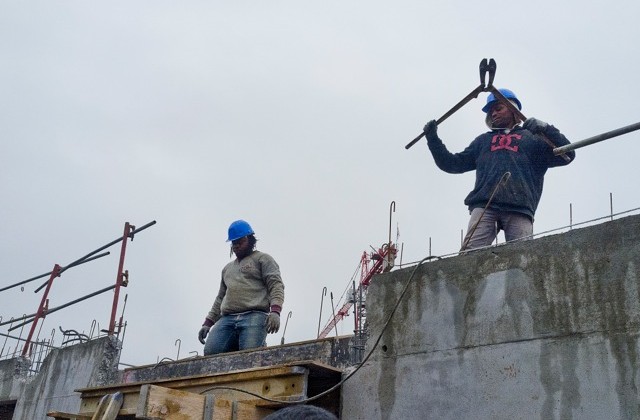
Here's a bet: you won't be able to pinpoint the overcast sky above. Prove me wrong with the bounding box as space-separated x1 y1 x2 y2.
1 1 639 367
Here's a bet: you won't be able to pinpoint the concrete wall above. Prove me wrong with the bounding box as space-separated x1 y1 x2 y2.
9 336 120 420
0 356 30 403
342 215 640 420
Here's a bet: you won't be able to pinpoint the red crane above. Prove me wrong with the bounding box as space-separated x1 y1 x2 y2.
318 243 397 339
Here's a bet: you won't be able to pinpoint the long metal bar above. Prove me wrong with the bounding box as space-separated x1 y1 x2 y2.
108 223 132 335
8 284 118 332
406 59 494 150
34 220 156 293
0 312 36 327
316 286 327 338
21 265 60 355
405 84 485 150
554 121 640 155
352 281 358 334
1 252 110 293
460 172 511 251
0 331 57 349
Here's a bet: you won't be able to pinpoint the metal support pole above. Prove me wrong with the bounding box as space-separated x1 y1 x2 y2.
554 121 640 155
280 311 292 345
21 264 61 356
33 220 155 293
317 287 326 338
108 223 132 335
610 193 614 221
330 293 338 337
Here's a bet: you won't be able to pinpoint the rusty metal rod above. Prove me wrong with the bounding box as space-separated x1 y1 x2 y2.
554 121 640 155
34 220 156 293
21 264 61 355
0 312 35 326
317 286 327 338
108 223 132 335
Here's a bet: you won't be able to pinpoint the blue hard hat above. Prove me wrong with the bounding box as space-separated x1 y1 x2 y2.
227 220 254 242
482 88 522 113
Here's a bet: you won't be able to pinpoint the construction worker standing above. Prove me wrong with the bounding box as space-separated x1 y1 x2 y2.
198 220 285 355
423 88 575 251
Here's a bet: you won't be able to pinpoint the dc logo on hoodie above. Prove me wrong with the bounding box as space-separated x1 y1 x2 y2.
491 133 521 152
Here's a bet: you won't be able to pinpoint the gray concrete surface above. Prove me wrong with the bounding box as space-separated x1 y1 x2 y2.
119 336 353 384
342 215 640 420
10 336 120 420
0 356 29 397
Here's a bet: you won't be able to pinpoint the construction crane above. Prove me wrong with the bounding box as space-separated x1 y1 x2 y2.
318 242 397 339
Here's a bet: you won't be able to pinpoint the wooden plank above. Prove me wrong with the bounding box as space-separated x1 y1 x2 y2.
75 361 342 418
90 394 110 420
232 401 274 420
89 392 123 420
203 394 215 420
101 392 123 420
46 411 93 420
136 384 206 419
210 400 273 420
79 367 309 415
208 398 231 420
78 365 309 395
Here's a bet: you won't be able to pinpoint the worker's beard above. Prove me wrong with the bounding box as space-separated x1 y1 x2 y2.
233 246 253 260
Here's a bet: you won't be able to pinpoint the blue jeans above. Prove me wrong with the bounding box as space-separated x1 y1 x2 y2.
203 311 268 355
461 208 533 251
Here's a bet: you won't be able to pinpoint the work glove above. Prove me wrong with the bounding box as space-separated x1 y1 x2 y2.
523 118 549 134
198 326 210 344
266 312 280 334
423 120 438 142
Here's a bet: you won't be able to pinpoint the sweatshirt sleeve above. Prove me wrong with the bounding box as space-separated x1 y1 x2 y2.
542 124 575 167
204 276 226 326
427 134 477 174
259 254 285 313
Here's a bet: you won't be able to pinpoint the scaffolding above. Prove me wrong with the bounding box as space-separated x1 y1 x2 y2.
0 221 155 374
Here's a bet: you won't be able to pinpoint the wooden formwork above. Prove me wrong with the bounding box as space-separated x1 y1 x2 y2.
47 361 342 420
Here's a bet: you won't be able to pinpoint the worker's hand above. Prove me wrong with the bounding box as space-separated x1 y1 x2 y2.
523 118 549 134
423 120 438 141
266 312 280 334
198 326 210 344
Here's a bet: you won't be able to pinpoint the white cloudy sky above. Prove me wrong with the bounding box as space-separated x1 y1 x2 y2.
1 1 639 366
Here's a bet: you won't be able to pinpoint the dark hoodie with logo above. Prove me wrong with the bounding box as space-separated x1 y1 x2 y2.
427 125 575 220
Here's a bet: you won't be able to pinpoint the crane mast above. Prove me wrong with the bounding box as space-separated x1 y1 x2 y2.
318 243 397 339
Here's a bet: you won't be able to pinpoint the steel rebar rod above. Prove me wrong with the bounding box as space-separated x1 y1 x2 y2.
0 251 110 293
0 331 57 349
0 312 36 327
34 220 156 293
8 284 117 331
554 121 640 155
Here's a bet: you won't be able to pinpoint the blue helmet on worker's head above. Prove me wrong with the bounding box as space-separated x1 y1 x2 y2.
227 220 254 242
482 88 522 113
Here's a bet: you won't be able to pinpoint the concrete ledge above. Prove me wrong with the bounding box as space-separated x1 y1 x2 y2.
343 215 640 419
118 336 353 384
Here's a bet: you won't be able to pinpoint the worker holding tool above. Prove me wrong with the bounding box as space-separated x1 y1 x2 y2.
198 220 285 355
423 88 575 251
